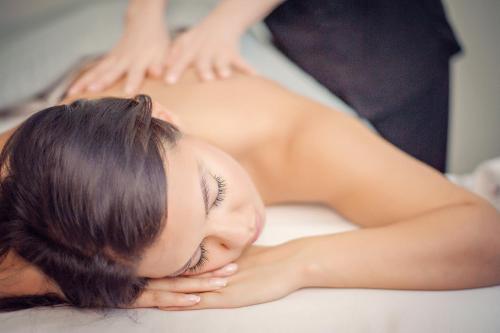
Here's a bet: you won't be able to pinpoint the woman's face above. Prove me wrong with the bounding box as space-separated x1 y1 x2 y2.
137 102 266 278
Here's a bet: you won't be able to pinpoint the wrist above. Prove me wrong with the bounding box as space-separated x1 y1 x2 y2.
283 238 320 290
287 237 332 289
126 0 166 25
201 7 248 39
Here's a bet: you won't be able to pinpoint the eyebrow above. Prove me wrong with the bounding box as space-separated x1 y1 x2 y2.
167 160 207 277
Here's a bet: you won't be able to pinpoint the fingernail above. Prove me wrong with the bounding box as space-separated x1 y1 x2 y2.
165 75 176 84
209 278 227 288
224 263 238 273
184 294 201 303
220 70 230 78
88 84 99 92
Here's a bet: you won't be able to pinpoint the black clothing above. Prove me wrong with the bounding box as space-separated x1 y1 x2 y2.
265 0 461 172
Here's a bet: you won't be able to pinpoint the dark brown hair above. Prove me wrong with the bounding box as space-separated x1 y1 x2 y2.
0 95 180 311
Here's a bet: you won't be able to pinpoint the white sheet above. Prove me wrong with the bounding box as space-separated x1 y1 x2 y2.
2 205 500 333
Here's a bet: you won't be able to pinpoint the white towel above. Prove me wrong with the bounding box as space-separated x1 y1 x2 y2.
447 157 500 210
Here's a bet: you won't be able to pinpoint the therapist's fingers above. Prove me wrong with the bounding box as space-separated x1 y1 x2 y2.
124 66 147 95
69 56 123 94
196 57 215 81
214 59 232 79
87 63 127 92
147 51 166 78
232 57 257 76
164 52 193 84
68 63 108 95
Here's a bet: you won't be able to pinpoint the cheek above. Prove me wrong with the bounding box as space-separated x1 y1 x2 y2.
137 252 173 278
218 152 256 199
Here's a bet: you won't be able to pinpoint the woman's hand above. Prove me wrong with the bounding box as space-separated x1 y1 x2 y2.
164 16 256 84
160 241 306 310
128 263 239 309
68 9 170 96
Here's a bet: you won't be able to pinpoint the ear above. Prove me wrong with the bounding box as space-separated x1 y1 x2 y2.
151 101 184 130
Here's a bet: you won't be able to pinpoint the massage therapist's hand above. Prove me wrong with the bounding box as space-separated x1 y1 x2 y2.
160 241 306 310
68 1 170 96
128 263 239 309
164 15 256 84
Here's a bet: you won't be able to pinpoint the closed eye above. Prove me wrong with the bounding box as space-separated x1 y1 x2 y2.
198 163 227 215
186 242 208 273
212 174 226 208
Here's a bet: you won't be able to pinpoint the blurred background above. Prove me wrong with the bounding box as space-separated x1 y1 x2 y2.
0 0 498 174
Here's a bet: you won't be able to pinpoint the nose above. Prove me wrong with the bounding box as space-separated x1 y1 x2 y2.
207 212 255 249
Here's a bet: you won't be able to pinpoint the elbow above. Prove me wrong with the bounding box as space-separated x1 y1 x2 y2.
466 201 500 286
471 200 500 233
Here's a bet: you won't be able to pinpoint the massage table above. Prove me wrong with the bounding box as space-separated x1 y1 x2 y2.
1 1 499 332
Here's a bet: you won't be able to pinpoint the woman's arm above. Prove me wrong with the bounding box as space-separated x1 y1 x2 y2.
168 103 500 310
295 203 500 290
286 106 500 289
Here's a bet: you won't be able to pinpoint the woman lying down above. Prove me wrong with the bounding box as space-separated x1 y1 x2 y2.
0 69 499 312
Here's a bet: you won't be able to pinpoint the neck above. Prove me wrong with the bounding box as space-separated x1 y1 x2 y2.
0 250 56 297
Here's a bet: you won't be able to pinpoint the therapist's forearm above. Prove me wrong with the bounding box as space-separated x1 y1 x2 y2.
204 0 285 36
126 0 167 23
296 203 500 290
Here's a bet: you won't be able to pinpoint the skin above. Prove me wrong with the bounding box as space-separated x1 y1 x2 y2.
67 0 278 95
1 69 500 310
137 132 266 279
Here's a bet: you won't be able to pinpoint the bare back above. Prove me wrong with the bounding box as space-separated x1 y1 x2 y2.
41 70 491 226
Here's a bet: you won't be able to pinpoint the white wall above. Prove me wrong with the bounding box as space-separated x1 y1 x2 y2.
445 0 500 173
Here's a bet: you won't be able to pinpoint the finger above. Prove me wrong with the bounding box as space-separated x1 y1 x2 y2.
186 263 238 278
87 64 126 92
159 291 223 311
147 62 163 78
196 58 215 81
124 67 147 94
130 290 201 308
232 57 257 76
147 276 228 293
68 58 116 95
164 40 185 70
68 71 98 96
164 51 193 84
147 52 166 78
164 57 191 84
214 59 232 79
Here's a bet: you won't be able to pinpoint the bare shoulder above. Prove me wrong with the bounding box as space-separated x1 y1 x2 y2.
283 104 484 227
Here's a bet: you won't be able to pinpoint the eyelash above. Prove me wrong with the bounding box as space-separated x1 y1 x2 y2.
188 175 226 273
212 175 226 207
187 175 226 273
187 242 208 273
